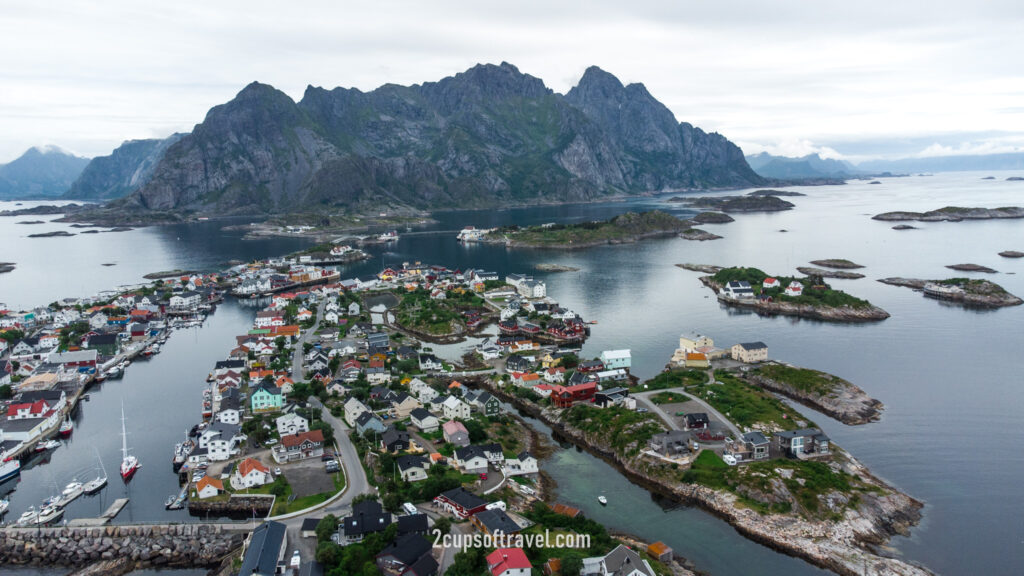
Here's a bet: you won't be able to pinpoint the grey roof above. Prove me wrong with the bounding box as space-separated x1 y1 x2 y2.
454 445 487 462
381 427 410 448
355 412 381 427
473 508 521 534
776 427 828 440
238 521 287 576
298 560 324 576
300 517 321 532
344 500 391 537
18 390 64 403
439 487 485 510
742 431 769 446
737 341 768 350
396 454 429 473
602 544 655 576
409 408 434 421
516 450 534 461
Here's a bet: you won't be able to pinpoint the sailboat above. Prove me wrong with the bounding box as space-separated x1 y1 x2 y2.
83 448 108 495
120 402 140 481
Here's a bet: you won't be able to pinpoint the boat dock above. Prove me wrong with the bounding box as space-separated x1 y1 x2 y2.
67 498 130 526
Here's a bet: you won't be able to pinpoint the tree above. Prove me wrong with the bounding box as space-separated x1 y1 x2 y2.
561 552 584 576
316 515 338 543
0 329 24 342
315 541 341 566
432 516 451 536
464 419 488 443
275 336 287 351
0 385 12 399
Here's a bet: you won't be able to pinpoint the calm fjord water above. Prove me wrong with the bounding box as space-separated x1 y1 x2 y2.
1 172 1023 575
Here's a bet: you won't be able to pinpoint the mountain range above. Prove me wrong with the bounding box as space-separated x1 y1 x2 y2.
0 146 90 199
745 152 861 179
63 63 763 217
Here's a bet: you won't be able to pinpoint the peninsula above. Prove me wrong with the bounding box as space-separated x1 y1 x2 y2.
742 363 884 425
671 194 795 213
694 266 890 322
872 206 1024 222
878 277 1023 308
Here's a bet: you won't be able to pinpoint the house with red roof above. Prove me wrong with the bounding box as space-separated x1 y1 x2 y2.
231 457 273 489
272 429 325 464
487 548 531 576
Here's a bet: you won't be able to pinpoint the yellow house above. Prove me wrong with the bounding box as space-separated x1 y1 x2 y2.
539 353 561 369
684 352 710 368
678 333 713 353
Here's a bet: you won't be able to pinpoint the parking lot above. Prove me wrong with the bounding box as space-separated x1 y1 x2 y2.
281 456 337 498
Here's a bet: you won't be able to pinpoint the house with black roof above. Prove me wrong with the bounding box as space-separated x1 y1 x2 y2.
684 413 710 430
433 487 488 519
375 533 435 576
471 508 523 536
237 520 287 576
380 426 410 453
341 500 392 543
397 513 429 536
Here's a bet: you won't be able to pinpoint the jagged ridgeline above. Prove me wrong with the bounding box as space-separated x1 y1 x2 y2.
72 63 762 215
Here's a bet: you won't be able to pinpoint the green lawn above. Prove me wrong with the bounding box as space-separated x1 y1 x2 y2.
752 364 841 396
643 369 709 390
711 267 874 309
650 391 689 405
684 371 807 431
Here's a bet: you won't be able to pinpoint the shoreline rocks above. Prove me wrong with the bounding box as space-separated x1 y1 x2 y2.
675 263 723 274
691 211 735 224
741 365 884 425
873 206 1024 222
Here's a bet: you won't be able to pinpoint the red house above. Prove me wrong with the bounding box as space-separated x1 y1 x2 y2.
550 382 597 408
433 487 488 519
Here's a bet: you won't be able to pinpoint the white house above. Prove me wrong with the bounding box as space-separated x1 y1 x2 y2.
409 408 440 433
723 281 754 299
276 413 310 436
504 451 539 476
344 398 371 427
324 310 340 324
409 378 438 403
453 446 489 474
517 279 546 299
442 396 471 420
196 476 224 500
785 281 804 296
216 407 241 425
763 277 780 289
231 458 273 489
169 291 201 309
731 342 769 363
582 545 656 576
397 454 431 482
348 302 361 316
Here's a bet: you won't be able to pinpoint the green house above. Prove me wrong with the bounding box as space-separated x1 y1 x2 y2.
251 383 283 412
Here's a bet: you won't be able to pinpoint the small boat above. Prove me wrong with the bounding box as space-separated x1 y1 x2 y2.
165 485 188 510
0 498 8 516
58 480 84 506
58 417 74 437
83 474 107 495
587 320 598 325
35 439 61 452
597 495 608 505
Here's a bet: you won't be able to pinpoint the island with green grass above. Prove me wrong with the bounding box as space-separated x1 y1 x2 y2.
696 266 890 322
483 210 696 248
742 363 884 425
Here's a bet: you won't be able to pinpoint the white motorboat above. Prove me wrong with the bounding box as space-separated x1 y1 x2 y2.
0 498 9 516
597 495 608 505
83 474 107 495
34 504 64 525
16 506 39 526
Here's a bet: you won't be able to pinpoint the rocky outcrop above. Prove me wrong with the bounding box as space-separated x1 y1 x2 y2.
679 228 721 241
0 523 244 567
873 206 1024 222
78 63 763 219
809 259 864 270
999 250 1024 258
701 277 890 322
742 367 884 425
680 195 795 213
797 267 865 279
878 277 1023 308
675 263 722 274
691 211 734 223
946 263 997 273
747 189 807 197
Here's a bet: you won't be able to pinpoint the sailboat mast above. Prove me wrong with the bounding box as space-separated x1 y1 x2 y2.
121 402 128 458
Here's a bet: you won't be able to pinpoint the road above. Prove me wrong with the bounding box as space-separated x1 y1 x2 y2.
291 298 327 379
633 385 743 439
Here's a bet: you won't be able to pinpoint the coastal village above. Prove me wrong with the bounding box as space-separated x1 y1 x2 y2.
0 234 915 576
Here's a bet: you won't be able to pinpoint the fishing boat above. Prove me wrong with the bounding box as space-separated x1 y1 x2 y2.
172 431 195 472
120 402 140 481
597 495 608 505
58 417 74 437
0 459 20 483
35 439 61 452
0 498 8 516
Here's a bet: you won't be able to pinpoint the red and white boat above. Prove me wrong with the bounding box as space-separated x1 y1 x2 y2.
119 402 140 481
58 417 73 437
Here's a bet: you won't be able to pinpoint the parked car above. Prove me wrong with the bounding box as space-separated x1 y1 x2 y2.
723 454 737 466
636 408 648 413
274 467 282 475
479 473 488 481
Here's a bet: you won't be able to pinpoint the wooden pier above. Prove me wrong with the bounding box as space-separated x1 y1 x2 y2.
67 498 129 526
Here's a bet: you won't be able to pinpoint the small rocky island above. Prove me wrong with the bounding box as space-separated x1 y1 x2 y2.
484 210 689 249
946 263 997 273
879 277 1022 308
746 188 806 197
998 250 1024 258
693 266 889 322
892 224 917 230
27 230 75 238
809 258 864 269
534 263 579 272
0 262 15 274
796 266 864 279
873 206 1024 222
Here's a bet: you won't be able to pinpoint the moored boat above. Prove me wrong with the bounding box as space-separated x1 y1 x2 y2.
597 495 608 505
83 474 107 495
58 417 73 437
120 402 140 481
0 459 20 483
34 504 64 525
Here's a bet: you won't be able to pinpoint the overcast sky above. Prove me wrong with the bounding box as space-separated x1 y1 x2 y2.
2 1 1023 164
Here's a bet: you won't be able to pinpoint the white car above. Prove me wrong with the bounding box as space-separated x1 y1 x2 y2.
722 454 738 466
290 550 301 568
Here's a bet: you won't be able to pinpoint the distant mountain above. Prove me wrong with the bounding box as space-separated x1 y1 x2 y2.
746 152 860 179
856 152 1024 174
0 146 90 199
106 62 762 217
64 134 184 201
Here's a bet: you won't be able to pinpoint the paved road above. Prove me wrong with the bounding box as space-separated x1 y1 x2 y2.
633 386 743 439
291 299 327 379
